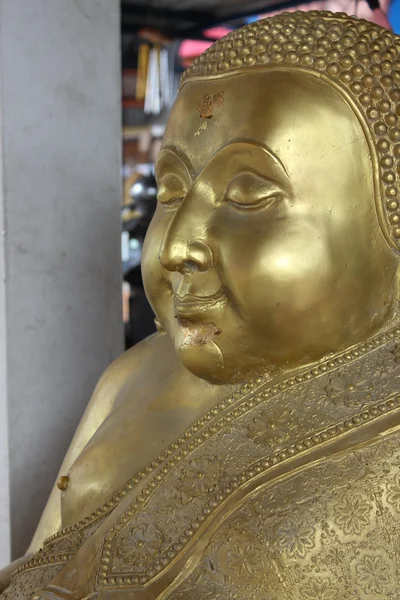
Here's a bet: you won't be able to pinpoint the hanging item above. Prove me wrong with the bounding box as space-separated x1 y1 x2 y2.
159 47 170 109
136 43 150 101
144 44 171 116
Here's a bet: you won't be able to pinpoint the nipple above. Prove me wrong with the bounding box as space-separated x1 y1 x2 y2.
57 475 69 491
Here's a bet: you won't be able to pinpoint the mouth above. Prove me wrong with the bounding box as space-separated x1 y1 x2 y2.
174 288 226 318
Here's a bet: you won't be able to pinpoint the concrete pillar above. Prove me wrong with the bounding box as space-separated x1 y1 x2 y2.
0 0 123 564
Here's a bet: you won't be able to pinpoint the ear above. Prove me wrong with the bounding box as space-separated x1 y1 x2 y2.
154 318 165 333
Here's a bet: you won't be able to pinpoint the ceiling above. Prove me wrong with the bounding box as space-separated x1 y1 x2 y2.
121 0 308 37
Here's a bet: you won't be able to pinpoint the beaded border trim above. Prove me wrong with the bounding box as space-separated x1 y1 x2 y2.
99 393 400 588
16 324 400 579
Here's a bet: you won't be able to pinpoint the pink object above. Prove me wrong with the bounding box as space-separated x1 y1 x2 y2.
372 7 392 29
178 2 392 63
179 40 214 58
204 27 232 39
179 27 232 59
262 0 392 28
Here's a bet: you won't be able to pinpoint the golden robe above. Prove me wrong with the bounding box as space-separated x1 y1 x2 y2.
4 325 400 599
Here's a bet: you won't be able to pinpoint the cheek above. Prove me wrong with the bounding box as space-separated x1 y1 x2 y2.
141 217 165 307
222 222 335 320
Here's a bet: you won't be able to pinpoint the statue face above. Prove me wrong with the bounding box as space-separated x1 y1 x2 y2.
142 71 398 383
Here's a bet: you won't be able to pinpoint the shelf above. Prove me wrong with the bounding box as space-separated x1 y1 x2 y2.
123 98 145 109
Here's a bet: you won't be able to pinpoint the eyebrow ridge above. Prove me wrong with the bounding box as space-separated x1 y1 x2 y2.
155 147 193 179
225 138 289 178
158 140 289 180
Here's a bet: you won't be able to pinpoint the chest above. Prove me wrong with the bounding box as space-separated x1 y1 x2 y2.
60 375 226 529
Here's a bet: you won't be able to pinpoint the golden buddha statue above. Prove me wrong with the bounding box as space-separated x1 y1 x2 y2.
3 9 400 599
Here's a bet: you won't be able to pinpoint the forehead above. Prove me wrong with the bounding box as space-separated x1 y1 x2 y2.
161 71 368 181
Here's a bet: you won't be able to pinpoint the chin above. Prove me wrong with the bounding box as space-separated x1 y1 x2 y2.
178 340 223 383
177 340 257 385
177 341 233 384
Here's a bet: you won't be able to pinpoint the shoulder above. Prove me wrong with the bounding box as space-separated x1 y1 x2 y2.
93 332 176 408
98 332 174 386
28 334 177 553
51 334 175 471
80 332 179 434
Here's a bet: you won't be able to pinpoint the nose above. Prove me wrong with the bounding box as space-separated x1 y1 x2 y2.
160 235 213 274
159 204 213 274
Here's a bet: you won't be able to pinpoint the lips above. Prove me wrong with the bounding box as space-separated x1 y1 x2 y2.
174 288 226 317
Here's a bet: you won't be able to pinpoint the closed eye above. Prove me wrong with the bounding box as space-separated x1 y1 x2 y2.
225 172 284 211
159 195 185 209
157 173 187 210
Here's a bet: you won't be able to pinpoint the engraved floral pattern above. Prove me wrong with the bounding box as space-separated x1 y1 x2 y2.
386 474 400 512
373 354 391 381
325 371 371 407
1 564 62 600
169 573 217 600
226 538 262 579
180 456 220 497
333 493 372 535
391 343 400 364
41 531 83 557
355 554 390 595
155 493 192 538
116 523 162 567
247 409 293 447
322 547 345 569
276 517 316 558
10 327 400 600
300 577 339 599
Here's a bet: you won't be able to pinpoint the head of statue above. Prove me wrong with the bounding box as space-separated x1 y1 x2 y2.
142 11 400 384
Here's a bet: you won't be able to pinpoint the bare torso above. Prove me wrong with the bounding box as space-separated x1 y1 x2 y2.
61 333 234 528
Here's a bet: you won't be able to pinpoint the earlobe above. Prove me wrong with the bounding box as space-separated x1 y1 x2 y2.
154 318 165 333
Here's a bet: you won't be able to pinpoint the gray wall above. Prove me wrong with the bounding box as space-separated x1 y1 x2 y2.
0 0 123 562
